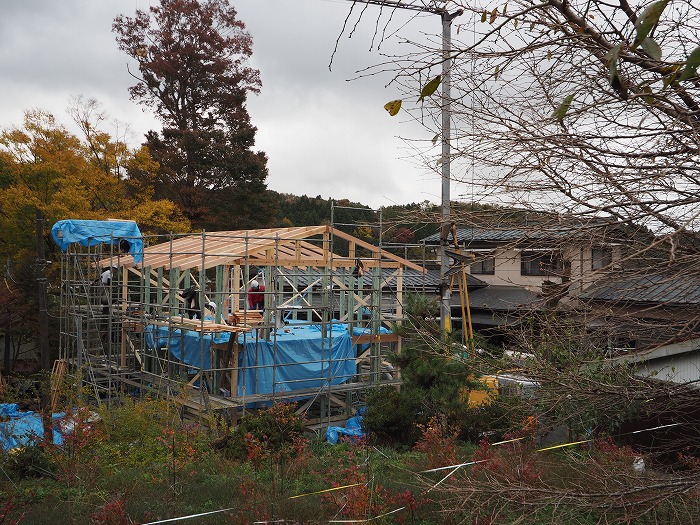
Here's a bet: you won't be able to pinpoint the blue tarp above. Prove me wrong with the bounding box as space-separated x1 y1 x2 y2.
145 321 389 398
237 323 357 396
0 404 64 451
145 322 229 371
326 408 366 444
51 219 144 264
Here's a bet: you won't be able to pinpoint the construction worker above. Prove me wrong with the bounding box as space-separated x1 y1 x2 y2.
247 280 265 311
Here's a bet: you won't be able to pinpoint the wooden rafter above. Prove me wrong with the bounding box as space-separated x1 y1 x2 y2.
111 225 423 273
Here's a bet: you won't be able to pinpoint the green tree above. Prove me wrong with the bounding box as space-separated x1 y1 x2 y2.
0 110 189 261
0 110 190 371
113 0 272 230
364 293 507 446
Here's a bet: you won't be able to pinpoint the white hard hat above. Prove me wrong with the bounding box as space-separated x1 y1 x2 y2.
251 280 260 289
206 301 216 312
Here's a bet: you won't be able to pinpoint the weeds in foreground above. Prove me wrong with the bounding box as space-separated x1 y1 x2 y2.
6 395 700 525
414 415 458 471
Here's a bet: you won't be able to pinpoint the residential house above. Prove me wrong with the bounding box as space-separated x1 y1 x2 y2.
421 224 700 386
577 271 700 382
420 225 627 335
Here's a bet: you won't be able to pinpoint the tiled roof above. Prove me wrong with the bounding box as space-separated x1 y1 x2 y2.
280 267 487 291
579 273 700 305
421 227 573 245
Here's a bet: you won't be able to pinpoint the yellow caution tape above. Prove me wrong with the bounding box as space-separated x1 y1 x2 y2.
535 439 591 452
288 482 363 499
490 436 526 446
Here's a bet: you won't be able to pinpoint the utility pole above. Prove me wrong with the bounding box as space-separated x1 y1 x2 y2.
334 0 462 334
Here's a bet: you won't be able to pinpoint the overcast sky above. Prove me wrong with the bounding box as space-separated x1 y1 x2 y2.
0 0 461 209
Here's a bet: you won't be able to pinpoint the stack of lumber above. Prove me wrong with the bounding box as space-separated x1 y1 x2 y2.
228 310 264 327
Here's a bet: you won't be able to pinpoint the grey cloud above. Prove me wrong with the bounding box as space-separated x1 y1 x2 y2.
0 0 445 208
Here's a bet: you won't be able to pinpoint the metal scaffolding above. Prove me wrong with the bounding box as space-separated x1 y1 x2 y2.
57 220 431 426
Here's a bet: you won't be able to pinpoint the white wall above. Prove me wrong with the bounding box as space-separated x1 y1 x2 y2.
468 244 621 293
469 248 562 291
634 354 700 385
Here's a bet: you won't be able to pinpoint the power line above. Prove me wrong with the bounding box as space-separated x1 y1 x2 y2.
335 0 445 14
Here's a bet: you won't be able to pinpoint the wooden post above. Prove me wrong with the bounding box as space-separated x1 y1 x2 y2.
395 267 403 379
157 267 164 316
323 230 330 263
215 265 224 323
292 266 299 321
233 264 241 312
371 264 381 384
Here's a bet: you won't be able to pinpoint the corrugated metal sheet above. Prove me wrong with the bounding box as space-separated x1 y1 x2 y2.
467 285 543 311
636 353 700 384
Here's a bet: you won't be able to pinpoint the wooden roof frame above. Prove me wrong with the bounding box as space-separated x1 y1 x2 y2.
115 225 426 273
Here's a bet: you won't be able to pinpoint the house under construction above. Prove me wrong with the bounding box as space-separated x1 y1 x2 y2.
53 219 431 425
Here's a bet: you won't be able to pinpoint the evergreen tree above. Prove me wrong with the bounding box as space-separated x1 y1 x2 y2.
363 294 508 446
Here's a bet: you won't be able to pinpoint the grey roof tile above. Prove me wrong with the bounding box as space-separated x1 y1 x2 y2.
421 227 573 245
579 273 700 305
277 267 487 291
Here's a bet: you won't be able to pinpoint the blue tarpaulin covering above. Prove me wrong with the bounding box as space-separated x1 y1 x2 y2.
145 321 389 398
326 408 366 444
145 324 226 371
0 404 64 451
51 219 144 264
237 323 357 396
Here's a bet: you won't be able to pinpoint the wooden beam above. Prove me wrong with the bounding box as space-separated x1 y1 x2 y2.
330 228 426 272
118 226 329 270
352 333 400 345
229 258 401 269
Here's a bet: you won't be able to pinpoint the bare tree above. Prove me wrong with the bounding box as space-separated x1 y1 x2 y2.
339 2 700 522
345 1 698 239
343 0 700 331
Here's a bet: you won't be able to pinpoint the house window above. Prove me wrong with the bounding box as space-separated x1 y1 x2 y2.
521 251 561 276
471 256 495 275
592 247 613 270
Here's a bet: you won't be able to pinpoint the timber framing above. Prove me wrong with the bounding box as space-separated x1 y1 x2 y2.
60 225 423 426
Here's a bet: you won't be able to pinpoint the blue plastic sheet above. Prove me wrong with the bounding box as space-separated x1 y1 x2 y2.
51 219 144 264
237 324 357 397
145 325 220 370
144 321 391 399
0 404 64 450
326 409 366 444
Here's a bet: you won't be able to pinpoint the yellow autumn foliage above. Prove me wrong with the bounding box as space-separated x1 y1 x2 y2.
0 109 192 262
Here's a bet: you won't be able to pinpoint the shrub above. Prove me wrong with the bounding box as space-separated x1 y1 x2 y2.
4 444 55 479
90 397 216 480
320 441 392 521
223 403 308 471
364 293 519 447
89 496 131 525
414 415 458 470
472 432 541 484
362 386 422 447
0 494 27 525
